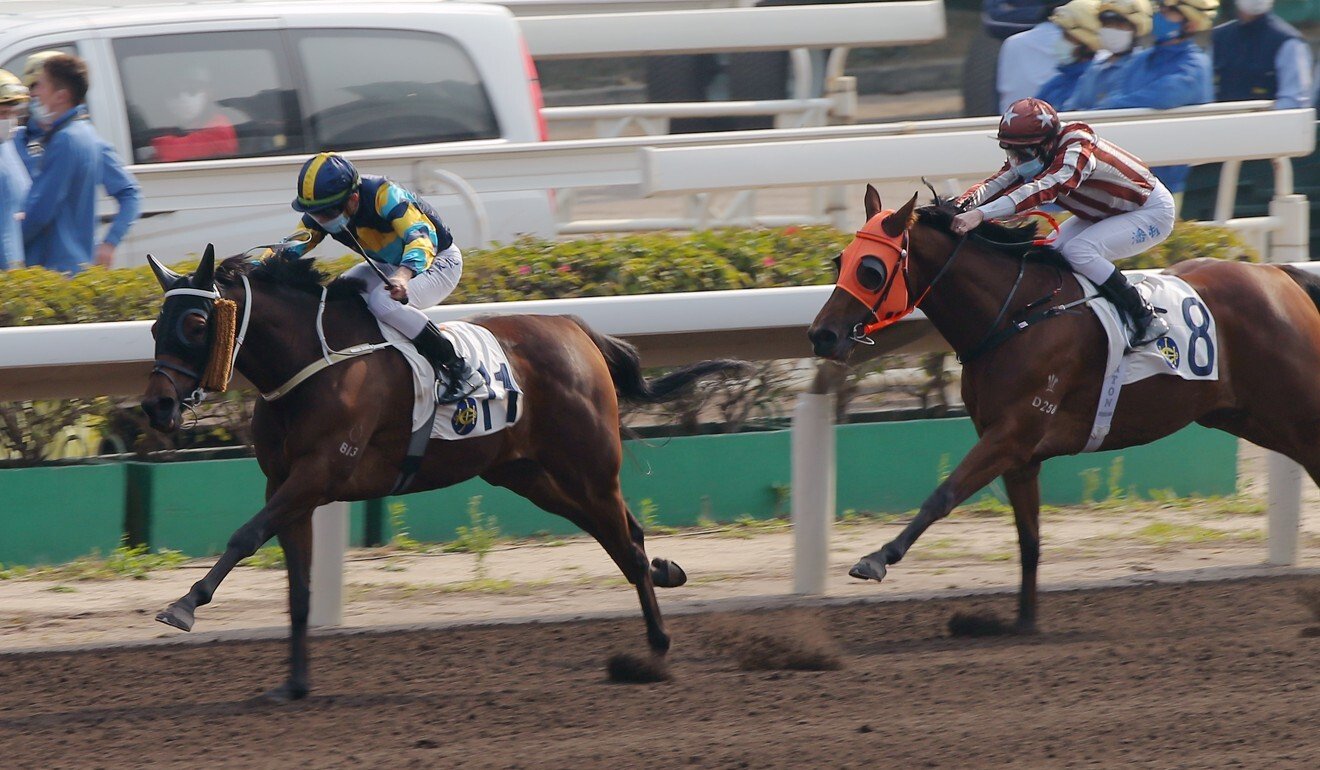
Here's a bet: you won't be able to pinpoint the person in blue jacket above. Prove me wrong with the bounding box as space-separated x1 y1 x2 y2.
1037 0 1104 108
1065 0 1153 110
1083 0 1217 201
0 70 30 270
21 53 140 273
1212 0 1312 108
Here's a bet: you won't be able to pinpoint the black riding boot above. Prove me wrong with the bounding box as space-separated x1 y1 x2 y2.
411 322 482 403
1097 271 1169 348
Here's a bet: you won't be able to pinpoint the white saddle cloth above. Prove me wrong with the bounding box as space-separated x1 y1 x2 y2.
376 320 523 441
1083 273 1219 452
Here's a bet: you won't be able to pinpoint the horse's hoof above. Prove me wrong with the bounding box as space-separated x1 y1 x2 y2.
155 603 194 632
848 558 887 582
258 681 309 704
651 557 687 588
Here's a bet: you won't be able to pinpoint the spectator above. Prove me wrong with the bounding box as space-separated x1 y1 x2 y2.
1080 0 1217 205
148 67 237 162
0 70 30 269
996 4 1070 112
1065 0 1154 110
1037 0 1104 108
1212 0 1312 108
22 54 141 273
14 50 60 178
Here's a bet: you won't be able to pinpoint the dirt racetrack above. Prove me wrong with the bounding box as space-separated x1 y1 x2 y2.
1 574 1316 769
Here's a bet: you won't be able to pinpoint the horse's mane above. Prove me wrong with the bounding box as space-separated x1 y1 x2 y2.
916 197 1069 270
215 254 366 300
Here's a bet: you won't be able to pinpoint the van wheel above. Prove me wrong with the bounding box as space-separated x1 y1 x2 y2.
962 34 1002 117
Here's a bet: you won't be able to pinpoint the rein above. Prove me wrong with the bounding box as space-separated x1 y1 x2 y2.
153 273 394 406
259 285 395 401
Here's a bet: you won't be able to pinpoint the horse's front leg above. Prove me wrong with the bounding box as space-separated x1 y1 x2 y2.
156 467 325 633
265 513 313 702
850 429 1028 581
1003 462 1041 632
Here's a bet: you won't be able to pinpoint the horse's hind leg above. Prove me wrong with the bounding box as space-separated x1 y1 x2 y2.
626 509 687 588
485 465 672 654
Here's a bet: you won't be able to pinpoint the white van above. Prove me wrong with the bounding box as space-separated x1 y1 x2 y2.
0 1 556 264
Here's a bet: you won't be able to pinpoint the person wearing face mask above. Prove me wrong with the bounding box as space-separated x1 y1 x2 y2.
1082 0 1216 206
950 97 1175 347
148 68 237 162
0 70 31 270
1037 0 1104 108
273 152 482 403
1212 0 1312 108
14 50 62 178
1064 0 1154 110
995 2 1074 114
21 53 140 273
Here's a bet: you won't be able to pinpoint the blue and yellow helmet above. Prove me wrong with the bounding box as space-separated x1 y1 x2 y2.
292 152 360 213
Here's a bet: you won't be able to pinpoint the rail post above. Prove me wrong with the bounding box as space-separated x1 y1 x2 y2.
310 501 349 627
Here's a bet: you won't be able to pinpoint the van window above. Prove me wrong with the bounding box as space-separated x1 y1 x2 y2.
292 29 500 151
113 31 305 163
1 44 77 84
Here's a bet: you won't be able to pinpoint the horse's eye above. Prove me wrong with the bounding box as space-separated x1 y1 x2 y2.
856 256 888 292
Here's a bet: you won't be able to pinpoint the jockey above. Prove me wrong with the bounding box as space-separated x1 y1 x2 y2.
276 152 483 402
952 96 1174 347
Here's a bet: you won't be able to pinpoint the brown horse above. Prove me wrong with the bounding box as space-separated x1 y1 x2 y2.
141 246 745 700
809 186 1320 632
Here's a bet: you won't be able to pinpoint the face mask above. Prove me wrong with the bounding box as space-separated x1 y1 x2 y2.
1098 27 1135 54
1235 0 1273 14
28 96 48 127
1152 14 1184 42
1053 37 1078 65
168 90 207 126
1010 155 1047 180
318 211 350 233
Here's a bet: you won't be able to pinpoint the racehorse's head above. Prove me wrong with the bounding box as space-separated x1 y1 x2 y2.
808 185 919 361
141 244 220 433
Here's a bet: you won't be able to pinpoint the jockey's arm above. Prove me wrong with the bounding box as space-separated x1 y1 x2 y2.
382 191 445 276
958 162 1016 210
978 143 1093 220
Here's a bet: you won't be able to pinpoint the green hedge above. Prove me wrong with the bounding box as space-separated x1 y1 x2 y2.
0 223 1253 327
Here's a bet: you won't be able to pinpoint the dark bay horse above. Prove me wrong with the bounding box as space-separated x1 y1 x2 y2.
809 186 1320 631
141 246 745 700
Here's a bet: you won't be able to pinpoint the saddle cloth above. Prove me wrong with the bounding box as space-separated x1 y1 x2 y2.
376 320 523 441
1081 272 1219 451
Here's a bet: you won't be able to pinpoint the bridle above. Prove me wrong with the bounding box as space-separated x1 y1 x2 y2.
151 276 253 408
842 226 969 346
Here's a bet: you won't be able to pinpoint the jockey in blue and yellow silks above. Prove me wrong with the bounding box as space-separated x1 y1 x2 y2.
277 152 482 403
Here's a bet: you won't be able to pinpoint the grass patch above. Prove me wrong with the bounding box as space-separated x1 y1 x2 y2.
0 542 188 582
1132 522 1258 546
240 545 285 570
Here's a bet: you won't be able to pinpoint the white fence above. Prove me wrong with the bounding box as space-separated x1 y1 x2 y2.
2 101 1313 623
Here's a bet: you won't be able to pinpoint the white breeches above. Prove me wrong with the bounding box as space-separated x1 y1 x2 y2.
342 244 462 338
1053 181 1176 284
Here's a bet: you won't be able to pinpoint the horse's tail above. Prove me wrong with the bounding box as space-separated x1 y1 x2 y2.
1279 265 1320 316
569 316 748 403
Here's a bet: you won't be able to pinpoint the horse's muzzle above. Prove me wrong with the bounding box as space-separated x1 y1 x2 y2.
807 326 851 361
141 395 181 433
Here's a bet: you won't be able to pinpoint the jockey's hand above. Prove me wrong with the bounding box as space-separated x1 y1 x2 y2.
951 209 984 235
388 268 414 302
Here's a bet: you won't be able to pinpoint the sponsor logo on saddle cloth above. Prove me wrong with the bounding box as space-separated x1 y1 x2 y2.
375 320 523 441
1082 273 1219 452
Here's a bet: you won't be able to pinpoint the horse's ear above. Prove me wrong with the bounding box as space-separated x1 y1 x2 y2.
882 193 919 238
194 244 216 289
147 254 181 292
863 184 883 222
